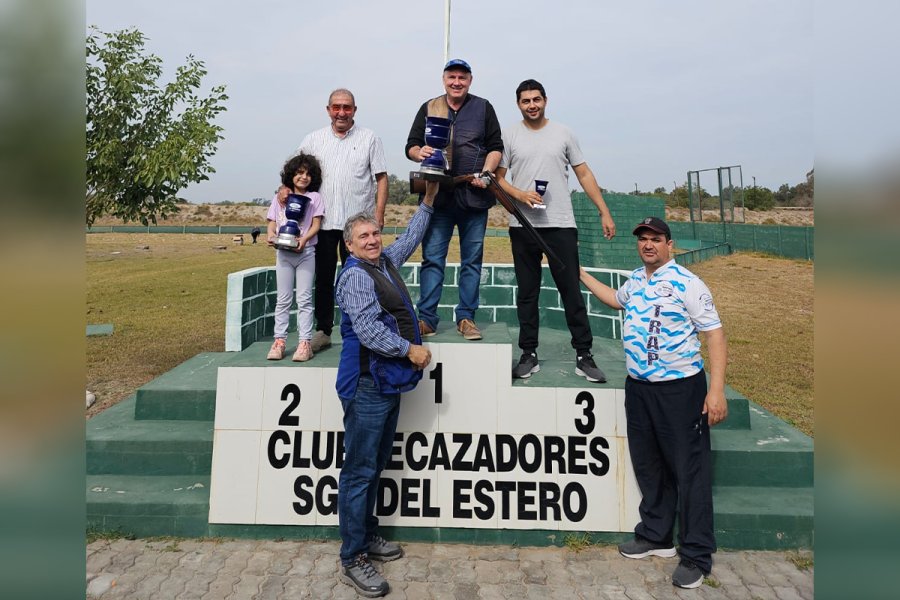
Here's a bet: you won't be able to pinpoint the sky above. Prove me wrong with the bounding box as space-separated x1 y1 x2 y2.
85 0 813 203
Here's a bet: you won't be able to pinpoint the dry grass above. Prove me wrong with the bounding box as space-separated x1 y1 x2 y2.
87 235 813 437
91 203 813 228
690 254 814 436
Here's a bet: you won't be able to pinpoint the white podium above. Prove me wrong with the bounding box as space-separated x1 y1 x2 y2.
209 339 641 534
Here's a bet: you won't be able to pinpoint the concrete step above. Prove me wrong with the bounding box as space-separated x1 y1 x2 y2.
87 474 211 538
713 486 814 549
711 402 813 487
87 396 213 475
134 352 230 421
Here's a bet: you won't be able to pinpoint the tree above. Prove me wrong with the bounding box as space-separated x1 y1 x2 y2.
744 186 775 211
86 27 228 226
386 173 418 205
667 183 709 208
774 183 793 205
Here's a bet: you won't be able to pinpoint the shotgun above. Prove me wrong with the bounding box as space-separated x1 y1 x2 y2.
407 170 566 270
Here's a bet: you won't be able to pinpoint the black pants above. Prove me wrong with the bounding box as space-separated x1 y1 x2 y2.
314 229 349 336
625 371 716 574
509 227 592 354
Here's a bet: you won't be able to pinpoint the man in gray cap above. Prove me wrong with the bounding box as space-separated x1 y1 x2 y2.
405 59 503 342
579 216 728 589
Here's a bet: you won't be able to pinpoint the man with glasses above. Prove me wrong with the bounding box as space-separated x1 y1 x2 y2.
293 88 388 353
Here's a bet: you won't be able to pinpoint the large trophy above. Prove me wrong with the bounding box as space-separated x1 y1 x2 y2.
273 194 310 251
420 116 451 177
410 115 453 191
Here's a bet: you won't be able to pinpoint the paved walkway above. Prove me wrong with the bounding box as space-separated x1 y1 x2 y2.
86 538 813 599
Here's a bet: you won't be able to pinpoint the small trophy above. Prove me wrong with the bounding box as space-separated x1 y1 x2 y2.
418 115 452 182
533 179 548 209
273 194 310 251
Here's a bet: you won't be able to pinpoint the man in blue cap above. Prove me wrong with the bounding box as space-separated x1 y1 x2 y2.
405 59 503 342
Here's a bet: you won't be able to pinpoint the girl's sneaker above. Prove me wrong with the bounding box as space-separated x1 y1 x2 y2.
292 340 313 362
267 339 286 360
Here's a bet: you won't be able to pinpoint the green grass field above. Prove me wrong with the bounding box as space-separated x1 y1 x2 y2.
86 234 813 437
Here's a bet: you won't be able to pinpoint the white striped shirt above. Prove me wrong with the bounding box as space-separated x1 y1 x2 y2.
295 124 386 231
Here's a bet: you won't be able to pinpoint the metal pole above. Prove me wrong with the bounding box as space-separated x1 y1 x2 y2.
717 167 726 243
444 0 451 64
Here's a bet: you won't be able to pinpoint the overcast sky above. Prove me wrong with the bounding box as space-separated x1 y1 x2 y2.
86 0 813 203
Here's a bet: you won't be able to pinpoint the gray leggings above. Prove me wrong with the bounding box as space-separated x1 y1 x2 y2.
273 246 316 341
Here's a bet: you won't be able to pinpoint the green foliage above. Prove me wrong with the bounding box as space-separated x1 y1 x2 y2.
773 173 814 207
562 532 593 552
86 27 228 226
386 173 418 205
744 186 775 211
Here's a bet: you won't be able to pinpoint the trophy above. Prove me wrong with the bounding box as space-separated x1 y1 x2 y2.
418 115 452 181
273 194 310 251
533 179 548 209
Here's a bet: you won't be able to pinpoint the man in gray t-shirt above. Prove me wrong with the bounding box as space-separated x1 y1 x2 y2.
495 79 616 383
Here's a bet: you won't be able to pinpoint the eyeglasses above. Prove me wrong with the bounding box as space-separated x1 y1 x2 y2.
329 104 354 113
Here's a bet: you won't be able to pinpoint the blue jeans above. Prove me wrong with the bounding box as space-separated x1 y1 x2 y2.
417 205 488 329
338 375 401 564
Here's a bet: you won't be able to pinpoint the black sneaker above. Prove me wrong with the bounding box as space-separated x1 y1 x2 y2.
367 534 403 561
672 559 705 589
576 353 607 383
618 536 677 559
339 554 389 597
512 352 540 378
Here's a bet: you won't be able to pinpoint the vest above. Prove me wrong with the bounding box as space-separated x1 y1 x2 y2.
426 94 495 211
335 255 422 399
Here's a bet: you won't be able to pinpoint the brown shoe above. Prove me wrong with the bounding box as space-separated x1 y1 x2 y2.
418 320 436 337
310 330 332 353
267 338 286 360
456 319 482 341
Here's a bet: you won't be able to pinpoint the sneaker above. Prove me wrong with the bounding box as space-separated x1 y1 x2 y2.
310 330 332 353
618 536 677 559
418 319 436 337
367 534 403 562
292 340 313 362
457 318 482 341
576 353 607 383
338 554 389 598
672 559 705 589
512 352 540 379
267 338 286 360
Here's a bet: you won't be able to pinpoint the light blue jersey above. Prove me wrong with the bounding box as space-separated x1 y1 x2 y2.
616 259 721 382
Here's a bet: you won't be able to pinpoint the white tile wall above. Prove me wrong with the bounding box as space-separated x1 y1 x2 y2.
208 429 263 523
210 339 638 533
214 368 266 430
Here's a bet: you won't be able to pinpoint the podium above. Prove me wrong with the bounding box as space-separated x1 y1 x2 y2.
208 323 641 534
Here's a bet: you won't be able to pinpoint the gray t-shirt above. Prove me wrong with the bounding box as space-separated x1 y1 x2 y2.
499 120 585 228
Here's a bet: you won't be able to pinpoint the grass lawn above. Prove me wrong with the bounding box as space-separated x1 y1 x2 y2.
86 234 813 437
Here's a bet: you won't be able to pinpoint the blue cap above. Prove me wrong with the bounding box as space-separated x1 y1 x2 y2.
443 58 471 73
